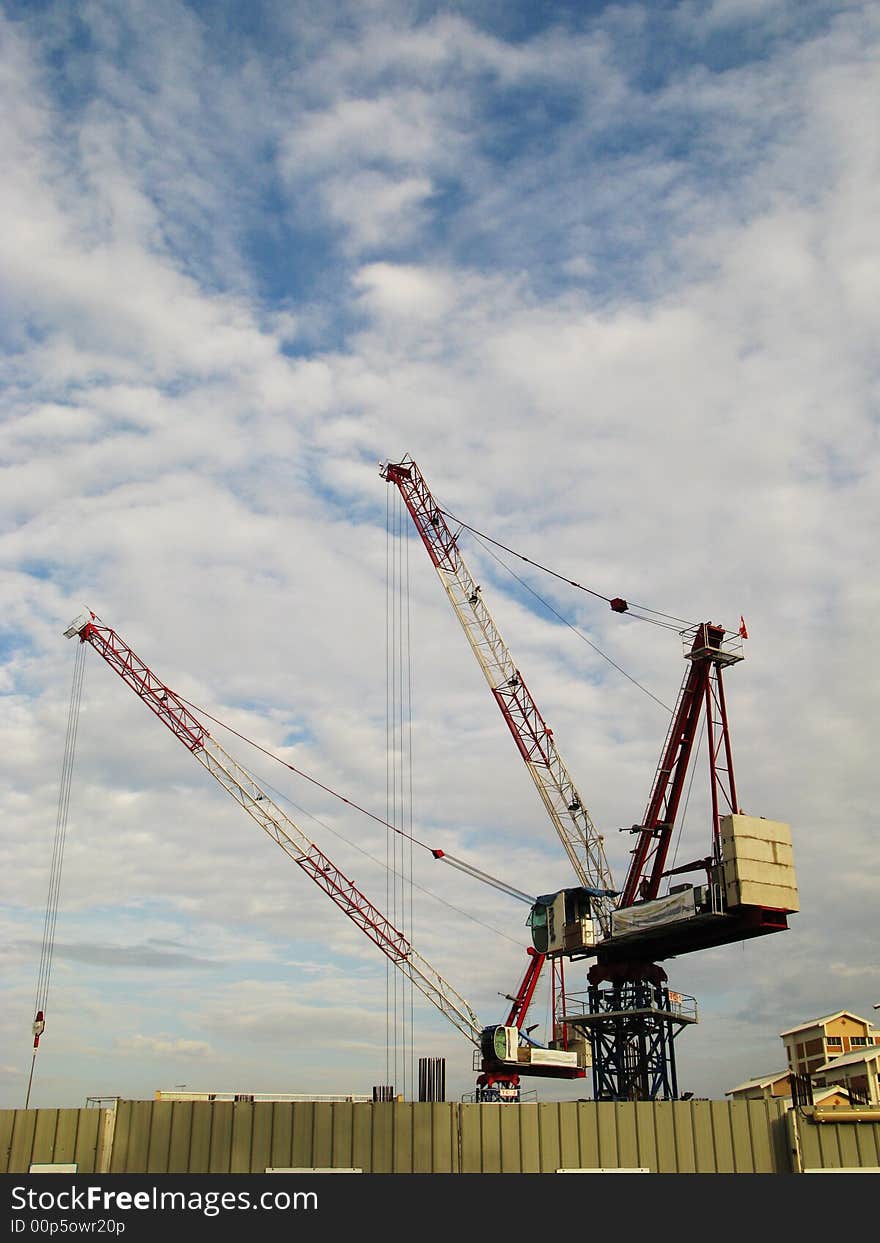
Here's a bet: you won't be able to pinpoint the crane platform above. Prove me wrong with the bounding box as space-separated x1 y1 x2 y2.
560 1000 698 1030
596 904 790 965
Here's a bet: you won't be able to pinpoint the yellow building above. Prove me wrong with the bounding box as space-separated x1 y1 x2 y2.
813 1047 880 1107
725 1070 792 1102
726 1009 880 1107
780 1010 880 1078
725 1072 852 1108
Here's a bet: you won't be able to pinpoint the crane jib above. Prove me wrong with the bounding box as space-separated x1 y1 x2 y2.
63 610 485 1049
383 463 460 574
76 620 206 752
382 457 616 926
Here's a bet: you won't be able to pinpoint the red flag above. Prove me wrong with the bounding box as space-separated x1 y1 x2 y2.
738 616 749 639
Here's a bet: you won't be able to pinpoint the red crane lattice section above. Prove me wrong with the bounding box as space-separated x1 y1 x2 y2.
619 623 740 909
64 613 483 1044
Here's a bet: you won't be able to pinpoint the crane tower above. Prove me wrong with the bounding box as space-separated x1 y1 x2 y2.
383 456 798 1100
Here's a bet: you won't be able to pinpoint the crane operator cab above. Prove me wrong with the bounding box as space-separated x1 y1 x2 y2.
529 888 598 958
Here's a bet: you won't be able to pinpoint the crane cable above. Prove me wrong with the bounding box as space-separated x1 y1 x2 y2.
386 476 415 1095
467 528 674 714
27 639 87 1107
438 505 695 631
242 766 529 948
173 694 535 905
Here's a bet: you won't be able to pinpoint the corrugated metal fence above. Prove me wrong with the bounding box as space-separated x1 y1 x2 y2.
0 1107 108 1174
1 1099 806 1173
791 1109 880 1172
8 1099 879 1174
460 1099 791 1173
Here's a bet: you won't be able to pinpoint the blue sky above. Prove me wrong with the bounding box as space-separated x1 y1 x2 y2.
1 0 878 1109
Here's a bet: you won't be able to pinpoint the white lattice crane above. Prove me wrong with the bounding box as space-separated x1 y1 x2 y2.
60 610 589 1099
381 458 617 938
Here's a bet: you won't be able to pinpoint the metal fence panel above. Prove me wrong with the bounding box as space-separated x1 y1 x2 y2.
632 1102 660 1170
1 1108 102 1174
189 1102 213 1173
8 1110 37 1173
73 1110 102 1172
0 1110 16 1172
794 1111 880 1172
1 1098 800 1174
168 1100 193 1172
147 1100 174 1174
459 1099 788 1174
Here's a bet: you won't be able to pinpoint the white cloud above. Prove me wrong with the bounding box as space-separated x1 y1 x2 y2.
284 93 447 171
2 0 878 1112
324 172 434 252
354 262 457 319
114 1034 214 1058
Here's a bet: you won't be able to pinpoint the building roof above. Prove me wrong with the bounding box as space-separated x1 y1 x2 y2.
815 1046 880 1074
725 1076 853 1103
725 1070 790 1096
812 1085 853 1104
779 1010 872 1038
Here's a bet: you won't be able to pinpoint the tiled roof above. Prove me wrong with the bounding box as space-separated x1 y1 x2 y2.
815 1046 880 1073
779 1010 869 1037
725 1070 790 1096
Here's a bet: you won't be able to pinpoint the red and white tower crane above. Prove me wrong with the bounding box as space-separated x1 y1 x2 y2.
382 456 798 1101
60 611 589 1102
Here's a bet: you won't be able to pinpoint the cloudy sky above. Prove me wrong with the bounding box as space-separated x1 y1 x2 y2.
2 0 878 1110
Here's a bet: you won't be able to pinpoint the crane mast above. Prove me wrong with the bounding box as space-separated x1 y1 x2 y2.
381 458 615 934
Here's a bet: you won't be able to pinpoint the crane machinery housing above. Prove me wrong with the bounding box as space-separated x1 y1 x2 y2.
58 612 590 1105
382 456 799 1101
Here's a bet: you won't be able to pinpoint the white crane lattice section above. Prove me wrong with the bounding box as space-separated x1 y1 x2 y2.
381 460 616 934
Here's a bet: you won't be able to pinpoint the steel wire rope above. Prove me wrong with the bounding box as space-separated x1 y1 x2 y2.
35 643 86 1010
395 491 406 1094
173 689 534 904
382 484 392 1098
465 527 673 714
390 489 397 1093
197 702 531 968
34 645 83 1010
396 492 405 1095
385 483 393 1092
28 640 87 1106
405 524 416 1098
394 487 407 1095
243 765 528 949
387 488 415 1095
438 505 696 629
